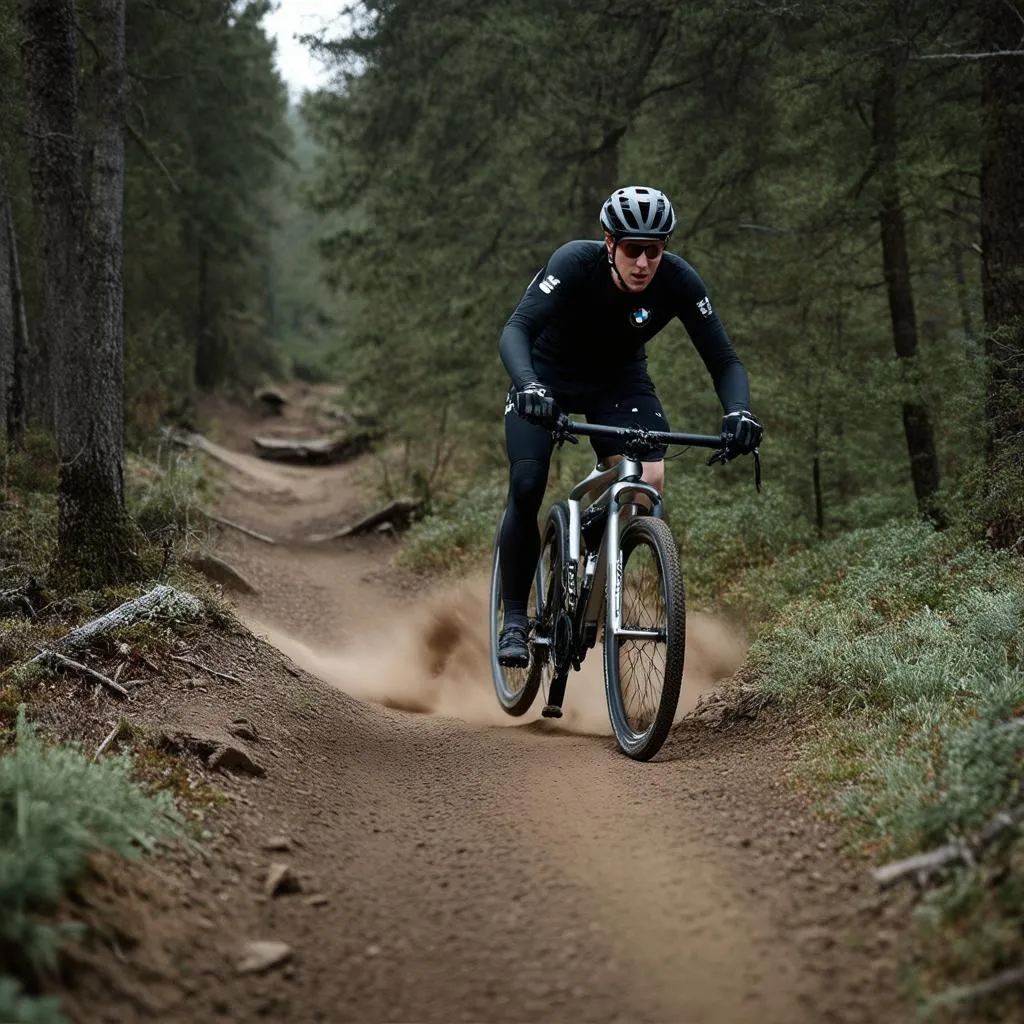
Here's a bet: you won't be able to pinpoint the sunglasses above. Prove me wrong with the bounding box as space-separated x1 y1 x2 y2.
619 240 665 260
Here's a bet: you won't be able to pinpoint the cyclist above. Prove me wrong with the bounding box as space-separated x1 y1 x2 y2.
497 184 762 667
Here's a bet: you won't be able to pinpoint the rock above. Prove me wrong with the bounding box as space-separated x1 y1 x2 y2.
264 862 301 897
254 387 287 415
237 940 292 975
228 717 260 743
208 744 266 777
182 552 258 595
262 835 292 853
304 894 329 907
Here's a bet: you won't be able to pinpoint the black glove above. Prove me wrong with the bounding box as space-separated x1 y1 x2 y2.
721 409 762 454
514 382 560 429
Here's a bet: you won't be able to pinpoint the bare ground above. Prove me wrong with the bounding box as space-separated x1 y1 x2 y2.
61 387 914 1023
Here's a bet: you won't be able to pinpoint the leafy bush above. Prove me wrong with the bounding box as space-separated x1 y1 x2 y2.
0 709 181 1020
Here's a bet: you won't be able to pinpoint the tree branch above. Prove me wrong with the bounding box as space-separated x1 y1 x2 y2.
914 50 1024 60
126 120 180 193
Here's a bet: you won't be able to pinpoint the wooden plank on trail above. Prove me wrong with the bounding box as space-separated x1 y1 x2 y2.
250 428 378 464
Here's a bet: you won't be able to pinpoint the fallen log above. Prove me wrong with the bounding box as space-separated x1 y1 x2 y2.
250 427 379 465
28 585 203 661
308 498 424 542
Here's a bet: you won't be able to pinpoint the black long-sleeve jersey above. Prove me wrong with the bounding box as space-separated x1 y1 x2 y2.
498 240 750 411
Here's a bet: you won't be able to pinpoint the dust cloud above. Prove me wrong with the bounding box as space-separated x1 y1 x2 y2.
245 575 747 734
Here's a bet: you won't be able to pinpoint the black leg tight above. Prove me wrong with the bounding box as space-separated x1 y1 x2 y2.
499 408 554 616
499 457 549 614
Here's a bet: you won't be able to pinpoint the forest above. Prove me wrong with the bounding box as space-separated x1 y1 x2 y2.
1 0 1023 1020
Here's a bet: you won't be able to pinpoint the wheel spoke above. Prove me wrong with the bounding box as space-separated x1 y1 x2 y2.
603 517 684 760
617 542 668 734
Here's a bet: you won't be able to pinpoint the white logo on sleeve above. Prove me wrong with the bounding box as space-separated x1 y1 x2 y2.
697 296 714 318
538 274 561 295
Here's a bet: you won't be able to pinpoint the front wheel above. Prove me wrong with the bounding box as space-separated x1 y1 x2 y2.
603 516 685 761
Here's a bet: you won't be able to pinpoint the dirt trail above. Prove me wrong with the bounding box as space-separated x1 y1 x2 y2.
129 388 908 1023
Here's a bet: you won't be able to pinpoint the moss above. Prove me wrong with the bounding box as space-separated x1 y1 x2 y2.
131 746 224 811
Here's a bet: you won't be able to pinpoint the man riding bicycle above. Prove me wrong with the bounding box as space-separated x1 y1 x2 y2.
496 184 762 667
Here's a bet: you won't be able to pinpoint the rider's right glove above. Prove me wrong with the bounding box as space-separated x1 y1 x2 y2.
721 409 763 455
514 382 561 429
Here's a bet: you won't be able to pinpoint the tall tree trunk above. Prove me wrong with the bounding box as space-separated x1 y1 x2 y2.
1 166 29 449
18 0 82 434
0 167 13 441
874 43 943 524
978 0 1024 547
19 0 139 585
50 0 140 585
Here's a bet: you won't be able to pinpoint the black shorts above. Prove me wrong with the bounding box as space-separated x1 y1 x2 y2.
505 376 670 463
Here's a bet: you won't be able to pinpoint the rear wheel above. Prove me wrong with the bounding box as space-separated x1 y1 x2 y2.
489 508 558 715
603 516 685 761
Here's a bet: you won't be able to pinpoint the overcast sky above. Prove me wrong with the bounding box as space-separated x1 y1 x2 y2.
264 0 340 99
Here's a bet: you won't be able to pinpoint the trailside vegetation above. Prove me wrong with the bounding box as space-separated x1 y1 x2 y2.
1 0 1023 1014
0 710 181 1023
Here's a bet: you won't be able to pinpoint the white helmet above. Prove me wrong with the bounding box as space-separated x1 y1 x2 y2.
600 185 677 240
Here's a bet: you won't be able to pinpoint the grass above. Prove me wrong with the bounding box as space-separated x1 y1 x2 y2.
0 710 181 1023
736 518 1024 1016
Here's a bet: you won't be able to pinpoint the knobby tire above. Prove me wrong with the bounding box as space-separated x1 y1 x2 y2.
603 516 685 761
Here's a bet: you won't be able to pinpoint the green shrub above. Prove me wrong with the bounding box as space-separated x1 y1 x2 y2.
739 519 1024 1003
666 479 815 608
0 709 181 1019
396 477 506 576
0 978 63 1024
126 449 211 543
0 431 59 498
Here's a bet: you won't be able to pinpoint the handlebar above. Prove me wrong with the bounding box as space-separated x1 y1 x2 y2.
551 415 761 490
555 417 722 451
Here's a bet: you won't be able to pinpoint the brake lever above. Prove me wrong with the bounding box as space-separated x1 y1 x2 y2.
551 416 579 448
707 445 761 491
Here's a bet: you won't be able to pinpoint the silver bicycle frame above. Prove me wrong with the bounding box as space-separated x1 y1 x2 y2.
567 456 663 640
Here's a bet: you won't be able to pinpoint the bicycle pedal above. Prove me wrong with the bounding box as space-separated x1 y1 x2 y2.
541 704 563 719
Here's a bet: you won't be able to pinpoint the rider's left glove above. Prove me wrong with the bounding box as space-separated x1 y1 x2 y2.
514 382 561 429
721 409 762 454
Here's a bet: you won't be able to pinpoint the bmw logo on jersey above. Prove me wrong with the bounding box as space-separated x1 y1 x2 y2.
630 307 651 328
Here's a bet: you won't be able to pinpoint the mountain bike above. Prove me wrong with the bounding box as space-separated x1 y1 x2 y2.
488 416 755 761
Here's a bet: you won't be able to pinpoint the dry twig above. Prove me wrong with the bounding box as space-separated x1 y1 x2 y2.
202 511 277 545
170 654 243 685
39 651 130 700
872 802 1024 888
933 965 1024 1008
94 723 122 759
